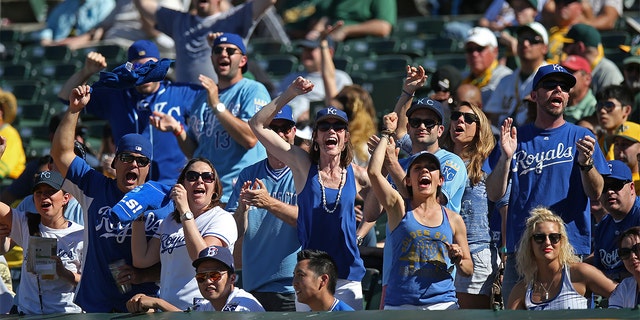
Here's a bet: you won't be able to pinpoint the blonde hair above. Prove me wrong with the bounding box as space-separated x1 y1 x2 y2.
334 85 377 164
443 101 495 185
515 207 580 285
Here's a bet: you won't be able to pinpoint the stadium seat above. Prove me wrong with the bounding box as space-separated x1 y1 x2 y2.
2 81 45 103
399 36 457 57
352 54 412 77
359 75 402 116
248 38 290 56
16 101 52 127
0 61 33 81
257 54 299 82
394 16 448 39
18 44 74 64
333 56 353 73
339 38 399 58
76 44 127 67
362 268 382 310
38 61 82 81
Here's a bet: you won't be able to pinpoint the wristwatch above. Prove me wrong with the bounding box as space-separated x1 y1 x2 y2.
180 211 194 222
213 102 226 115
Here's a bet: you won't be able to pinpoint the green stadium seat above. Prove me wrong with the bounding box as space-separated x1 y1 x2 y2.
339 38 400 58
18 44 74 64
362 268 382 310
333 56 353 73
16 101 52 127
247 38 290 56
352 54 412 77
76 43 127 67
257 54 299 81
2 81 45 103
399 36 457 57
394 16 448 39
37 61 82 81
0 61 33 81
359 75 402 116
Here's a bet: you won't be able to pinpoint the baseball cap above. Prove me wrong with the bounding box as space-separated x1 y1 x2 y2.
430 65 462 93
192 246 235 271
0 89 16 125
297 38 335 50
561 55 591 73
606 160 632 181
315 107 348 124
623 45 640 66
562 24 601 48
128 40 160 61
213 33 247 73
407 151 441 173
114 133 152 159
272 105 296 125
406 98 444 123
614 121 640 143
465 27 498 48
517 22 548 45
508 0 538 8
33 170 65 192
532 64 577 90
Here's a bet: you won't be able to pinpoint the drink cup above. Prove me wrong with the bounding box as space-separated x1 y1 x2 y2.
108 259 132 294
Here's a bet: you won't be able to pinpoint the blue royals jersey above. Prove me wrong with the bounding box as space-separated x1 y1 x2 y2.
506 122 609 254
226 159 300 293
85 81 203 184
64 157 172 312
188 78 270 203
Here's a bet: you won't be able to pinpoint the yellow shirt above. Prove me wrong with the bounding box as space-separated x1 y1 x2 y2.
0 124 25 179
547 26 570 65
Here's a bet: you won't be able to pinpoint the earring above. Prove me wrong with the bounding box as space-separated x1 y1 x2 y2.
313 142 318 151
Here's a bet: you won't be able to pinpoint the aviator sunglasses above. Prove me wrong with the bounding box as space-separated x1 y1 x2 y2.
213 47 240 56
195 270 228 283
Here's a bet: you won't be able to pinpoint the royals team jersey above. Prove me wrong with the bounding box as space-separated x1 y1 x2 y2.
65 157 172 312
85 81 203 184
226 159 300 293
506 122 609 255
188 78 270 203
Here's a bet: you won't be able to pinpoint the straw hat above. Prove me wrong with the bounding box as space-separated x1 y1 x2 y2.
0 89 17 124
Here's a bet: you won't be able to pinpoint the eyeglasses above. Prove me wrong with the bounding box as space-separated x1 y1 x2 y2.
624 64 640 73
195 270 227 283
538 81 570 93
450 111 479 124
185 171 216 183
596 101 621 112
118 153 150 167
603 179 631 192
316 121 347 132
518 36 544 45
532 233 562 244
408 118 439 129
618 243 640 260
465 46 486 54
269 124 294 134
213 47 240 56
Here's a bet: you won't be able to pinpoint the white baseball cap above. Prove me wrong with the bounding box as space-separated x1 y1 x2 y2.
465 27 498 48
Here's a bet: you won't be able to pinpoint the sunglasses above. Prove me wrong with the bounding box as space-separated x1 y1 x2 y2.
618 243 640 260
518 36 544 45
532 233 562 244
596 101 621 112
195 270 227 283
269 124 294 134
408 118 439 129
450 111 479 124
538 81 570 93
316 121 347 132
185 171 216 183
603 179 631 192
624 65 640 73
213 47 240 56
118 153 150 167
465 46 486 54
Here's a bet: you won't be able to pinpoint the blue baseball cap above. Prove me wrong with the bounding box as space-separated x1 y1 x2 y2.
213 33 247 73
273 105 295 125
406 98 444 123
315 106 348 124
192 246 235 272
115 133 152 159
407 151 441 172
33 171 65 192
128 40 160 61
606 160 632 181
532 64 576 91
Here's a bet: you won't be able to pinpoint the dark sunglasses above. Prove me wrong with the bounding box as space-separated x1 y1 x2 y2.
185 171 216 183
213 47 240 56
518 36 544 45
269 124 294 134
596 101 621 112
624 65 640 73
532 233 562 244
450 111 479 124
118 153 150 167
195 270 227 283
465 46 486 54
408 118 439 129
316 121 347 132
603 179 631 192
618 243 640 260
538 81 570 93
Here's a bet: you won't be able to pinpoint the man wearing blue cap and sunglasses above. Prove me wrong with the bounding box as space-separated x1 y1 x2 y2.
226 105 300 311
486 64 610 301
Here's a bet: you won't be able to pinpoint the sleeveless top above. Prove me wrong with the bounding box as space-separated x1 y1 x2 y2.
525 265 587 310
385 205 457 306
297 164 365 281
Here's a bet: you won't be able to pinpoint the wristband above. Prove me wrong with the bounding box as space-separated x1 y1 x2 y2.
401 89 415 97
356 236 364 246
380 129 395 137
499 246 507 254
174 124 184 137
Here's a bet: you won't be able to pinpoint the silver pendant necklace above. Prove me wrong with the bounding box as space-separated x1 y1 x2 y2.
317 164 345 214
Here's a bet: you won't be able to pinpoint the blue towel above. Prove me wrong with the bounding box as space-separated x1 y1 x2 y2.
111 181 173 222
92 58 174 89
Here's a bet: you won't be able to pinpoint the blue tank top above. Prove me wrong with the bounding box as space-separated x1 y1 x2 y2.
385 206 457 307
297 164 365 281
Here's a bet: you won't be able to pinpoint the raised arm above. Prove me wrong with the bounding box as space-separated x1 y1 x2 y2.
150 111 197 158
133 0 159 24
320 21 344 105
486 118 517 202
252 0 277 20
576 135 604 200
52 85 92 178
57 52 107 101
394 66 427 139
249 77 314 193
367 134 404 231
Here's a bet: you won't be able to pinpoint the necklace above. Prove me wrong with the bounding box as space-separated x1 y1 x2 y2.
317 164 345 214
537 278 554 300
